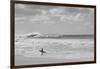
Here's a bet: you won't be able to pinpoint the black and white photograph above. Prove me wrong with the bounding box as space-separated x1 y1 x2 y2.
11 1 96 68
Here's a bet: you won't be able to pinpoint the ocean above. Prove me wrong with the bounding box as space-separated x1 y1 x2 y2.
15 36 94 65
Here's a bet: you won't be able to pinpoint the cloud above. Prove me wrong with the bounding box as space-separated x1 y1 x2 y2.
48 7 66 15
15 4 94 25
16 4 27 9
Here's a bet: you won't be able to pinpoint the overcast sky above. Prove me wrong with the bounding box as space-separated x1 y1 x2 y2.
15 3 94 35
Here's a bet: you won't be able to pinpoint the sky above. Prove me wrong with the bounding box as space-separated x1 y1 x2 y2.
15 3 94 35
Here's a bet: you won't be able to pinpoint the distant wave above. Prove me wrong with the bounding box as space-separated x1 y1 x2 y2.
16 33 94 41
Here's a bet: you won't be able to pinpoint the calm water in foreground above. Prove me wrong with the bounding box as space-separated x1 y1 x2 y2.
15 38 94 65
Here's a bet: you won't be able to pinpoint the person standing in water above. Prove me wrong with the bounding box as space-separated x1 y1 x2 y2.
39 48 46 55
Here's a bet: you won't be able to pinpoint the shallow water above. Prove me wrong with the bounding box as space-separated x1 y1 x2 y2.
15 38 94 65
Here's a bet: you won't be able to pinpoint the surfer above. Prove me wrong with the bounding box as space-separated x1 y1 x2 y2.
39 48 46 55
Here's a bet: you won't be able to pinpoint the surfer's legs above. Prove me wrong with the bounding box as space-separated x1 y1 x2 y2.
41 52 43 55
